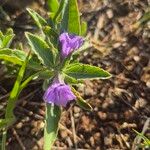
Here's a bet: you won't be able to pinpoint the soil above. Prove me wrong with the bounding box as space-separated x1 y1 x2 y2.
0 0 150 150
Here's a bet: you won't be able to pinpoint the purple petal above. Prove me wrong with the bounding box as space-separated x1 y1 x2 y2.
43 82 76 107
59 32 84 58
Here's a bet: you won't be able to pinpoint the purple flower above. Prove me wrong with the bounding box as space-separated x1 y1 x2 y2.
43 80 76 107
59 32 83 58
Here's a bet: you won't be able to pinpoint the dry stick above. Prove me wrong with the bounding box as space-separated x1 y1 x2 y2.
52 147 91 150
27 101 45 107
117 127 130 149
16 106 44 120
115 134 125 149
16 88 40 105
124 99 147 119
59 123 81 141
0 93 9 101
12 128 26 150
70 109 78 149
112 75 139 84
66 136 73 148
112 76 150 115
132 118 150 150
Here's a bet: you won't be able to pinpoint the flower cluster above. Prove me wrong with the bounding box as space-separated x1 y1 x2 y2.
43 32 83 106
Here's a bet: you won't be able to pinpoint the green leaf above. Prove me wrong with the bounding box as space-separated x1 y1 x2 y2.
0 48 27 65
0 48 45 70
1 34 14 48
61 0 81 34
47 0 59 14
64 73 79 84
0 31 4 39
20 69 54 92
64 63 111 79
28 55 43 70
43 26 58 39
73 40 92 54
43 26 59 48
37 70 54 79
25 32 54 68
60 0 69 32
27 8 47 29
1 53 30 150
44 104 61 150
139 11 150 25
68 0 81 34
71 87 92 111
0 29 14 48
133 129 150 146
5 28 14 35
133 11 150 29
53 0 65 22
0 118 14 130
81 21 87 36
5 53 29 119
76 98 92 111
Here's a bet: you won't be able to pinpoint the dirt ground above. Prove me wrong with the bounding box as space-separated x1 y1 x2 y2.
0 0 150 150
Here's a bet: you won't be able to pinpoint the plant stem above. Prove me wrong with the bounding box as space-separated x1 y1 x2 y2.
1 130 7 150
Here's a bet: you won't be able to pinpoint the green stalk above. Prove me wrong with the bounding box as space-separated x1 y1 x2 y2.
1 52 30 150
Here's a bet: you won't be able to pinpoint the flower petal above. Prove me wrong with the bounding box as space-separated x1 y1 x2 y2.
43 82 76 107
59 32 83 58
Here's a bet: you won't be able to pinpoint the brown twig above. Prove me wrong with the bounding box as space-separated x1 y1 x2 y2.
16 106 44 120
70 109 78 149
12 128 26 150
59 123 81 141
16 88 40 105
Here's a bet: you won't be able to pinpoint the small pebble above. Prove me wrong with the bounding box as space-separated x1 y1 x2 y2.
106 9 114 19
60 130 68 139
85 143 90 148
146 81 150 88
90 136 95 146
73 106 81 113
16 122 23 129
133 56 140 62
94 132 101 141
74 113 80 118
135 98 147 108
104 136 112 145
98 112 107 120
113 42 121 48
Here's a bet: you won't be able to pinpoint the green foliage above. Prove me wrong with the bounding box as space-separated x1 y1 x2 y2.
133 129 150 148
53 0 66 22
61 0 81 34
0 0 111 149
71 87 92 111
44 104 61 150
68 0 81 34
0 29 14 49
133 11 150 29
81 21 87 36
0 118 14 130
25 32 55 68
0 53 30 150
47 0 59 15
138 11 150 25
73 40 92 54
64 73 79 84
0 48 26 65
27 8 47 29
5 53 30 119
64 63 111 79
0 48 46 71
